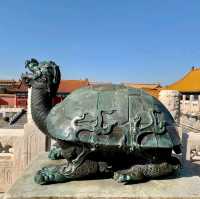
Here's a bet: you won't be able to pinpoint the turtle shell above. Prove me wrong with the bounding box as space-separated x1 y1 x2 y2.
47 85 181 153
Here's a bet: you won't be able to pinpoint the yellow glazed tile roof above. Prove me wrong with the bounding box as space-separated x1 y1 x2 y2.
124 83 161 89
123 83 161 98
165 67 200 92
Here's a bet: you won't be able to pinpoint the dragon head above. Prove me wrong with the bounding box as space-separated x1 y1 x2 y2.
22 58 61 96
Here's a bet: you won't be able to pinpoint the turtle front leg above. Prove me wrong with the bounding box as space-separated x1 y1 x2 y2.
36 143 97 184
35 159 99 184
48 141 77 160
35 143 113 184
113 157 181 183
48 142 64 160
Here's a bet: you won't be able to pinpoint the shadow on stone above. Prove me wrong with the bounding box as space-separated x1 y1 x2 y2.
4 152 200 199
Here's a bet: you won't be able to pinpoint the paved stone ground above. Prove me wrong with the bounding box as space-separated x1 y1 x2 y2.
0 193 4 199
3 152 200 199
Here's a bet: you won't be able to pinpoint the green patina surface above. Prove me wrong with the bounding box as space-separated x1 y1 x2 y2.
47 84 180 151
22 59 182 185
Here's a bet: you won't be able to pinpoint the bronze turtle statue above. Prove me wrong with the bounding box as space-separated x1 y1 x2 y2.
22 59 181 185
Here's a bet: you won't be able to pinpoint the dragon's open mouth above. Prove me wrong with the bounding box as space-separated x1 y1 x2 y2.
21 60 35 85
21 58 61 89
21 58 40 85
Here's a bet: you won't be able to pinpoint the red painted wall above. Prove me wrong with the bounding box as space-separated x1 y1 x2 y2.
0 95 16 107
16 97 27 109
0 94 65 108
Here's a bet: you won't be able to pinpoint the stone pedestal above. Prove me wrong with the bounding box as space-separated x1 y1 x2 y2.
4 152 200 199
23 87 48 168
23 122 46 169
0 129 24 192
27 88 33 123
183 131 200 162
27 87 53 151
0 88 48 192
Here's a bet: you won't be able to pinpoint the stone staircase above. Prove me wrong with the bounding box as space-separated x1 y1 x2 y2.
0 113 27 129
8 112 27 128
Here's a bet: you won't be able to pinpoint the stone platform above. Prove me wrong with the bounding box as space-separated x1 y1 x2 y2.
3 153 200 199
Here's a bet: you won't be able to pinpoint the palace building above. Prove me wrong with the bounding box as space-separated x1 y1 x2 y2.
123 83 162 98
165 67 200 101
0 79 89 108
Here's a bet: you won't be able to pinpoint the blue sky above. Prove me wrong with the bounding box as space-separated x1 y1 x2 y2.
0 1 200 85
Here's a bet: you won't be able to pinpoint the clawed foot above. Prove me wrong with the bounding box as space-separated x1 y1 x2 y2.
35 166 68 185
48 145 64 160
113 172 134 183
113 159 181 183
35 159 104 185
113 166 143 183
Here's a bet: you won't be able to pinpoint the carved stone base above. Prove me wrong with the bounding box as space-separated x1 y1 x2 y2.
0 129 24 192
23 122 46 168
183 131 200 163
3 152 200 199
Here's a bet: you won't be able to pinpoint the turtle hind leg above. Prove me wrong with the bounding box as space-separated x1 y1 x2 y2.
113 157 181 183
113 164 145 183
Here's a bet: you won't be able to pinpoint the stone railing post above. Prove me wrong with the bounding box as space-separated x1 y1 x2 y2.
159 90 181 124
27 88 33 123
23 88 47 169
